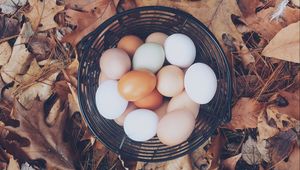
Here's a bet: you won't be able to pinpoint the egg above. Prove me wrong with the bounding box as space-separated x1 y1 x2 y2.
164 33 196 68
167 91 200 118
154 100 169 120
114 103 137 126
99 48 131 79
124 109 159 141
117 35 143 56
157 65 184 97
133 43 165 73
157 109 195 146
98 72 110 85
95 80 128 119
184 63 217 104
118 70 157 101
146 32 168 45
133 89 163 110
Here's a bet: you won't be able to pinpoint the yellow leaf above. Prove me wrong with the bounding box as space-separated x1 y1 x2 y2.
25 0 64 31
262 21 300 63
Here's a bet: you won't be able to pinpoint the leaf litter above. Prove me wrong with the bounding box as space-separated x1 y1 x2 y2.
0 0 299 169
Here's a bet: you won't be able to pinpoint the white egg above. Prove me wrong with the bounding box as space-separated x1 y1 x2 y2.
124 109 158 141
95 80 128 119
133 43 165 73
184 63 217 104
164 34 196 68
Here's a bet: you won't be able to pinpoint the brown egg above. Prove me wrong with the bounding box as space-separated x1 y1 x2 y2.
146 32 168 45
133 89 163 110
114 103 137 126
157 65 184 97
117 35 143 56
118 70 156 101
98 72 111 85
157 109 195 146
154 100 169 120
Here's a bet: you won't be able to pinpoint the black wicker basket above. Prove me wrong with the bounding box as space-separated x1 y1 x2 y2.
77 6 232 162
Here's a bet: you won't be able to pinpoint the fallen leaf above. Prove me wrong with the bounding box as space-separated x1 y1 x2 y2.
0 22 33 83
27 33 55 61
241 136 261 165
190 140 212 169
222 153 242 170
274 146 300 170
269 90 300 120
207 133 225 169
62 0 117 46
0 0 27 14
2 99 77 169
25 0 65 31
256 139 271 163
0 15 20 40
136 155 193 170
262 21 300 63
0 42 11 66
237 0 262 17
7 157 19 170
136 0 255 67
91 141 108 170
225 97 263 130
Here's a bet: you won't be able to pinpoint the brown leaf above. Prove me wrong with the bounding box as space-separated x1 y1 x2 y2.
190 139 212 169
136 155 193 170
91 141 108 170
222 153 242 170
137 0 255 67
274 146 300 170
0 22 33 83
225 97 263 130
0 0 27 14
237 0 262 17
0 42 11 66
7 157 19 170
243 7 300 41
0 15 20 40
3 100 77 169
262 21 300 63
207 133 225 169
241 136 261 165
27 33 56 61
62 0 117 46
25 0 64 31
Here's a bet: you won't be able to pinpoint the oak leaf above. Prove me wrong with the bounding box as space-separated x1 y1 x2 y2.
226 97 263 130
262 21 300 63
25 0 65 31
2 99 77 169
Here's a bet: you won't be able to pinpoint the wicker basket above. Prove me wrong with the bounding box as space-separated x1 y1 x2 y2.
77 6 232 162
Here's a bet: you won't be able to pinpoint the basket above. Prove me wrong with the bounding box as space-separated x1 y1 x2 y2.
77 6 232 162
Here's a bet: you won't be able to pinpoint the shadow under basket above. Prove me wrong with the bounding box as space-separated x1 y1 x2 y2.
77 6 232 162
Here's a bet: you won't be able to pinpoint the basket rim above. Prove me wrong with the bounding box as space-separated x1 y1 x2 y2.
77 5 232 162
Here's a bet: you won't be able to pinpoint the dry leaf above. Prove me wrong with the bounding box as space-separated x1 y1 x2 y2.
136 0 255 67
27 33 55 61
207 133 225 169
191 143 212 169
237 0 262 17
0 22 33 83
270 90 300 120
262 21 300 63
62 0 117 46
0 0 27 14
0 15 20 40
7 157 19 170
274 146 300 170
136 155 193 170
241 136 261 165
222 153 242 170
2 99 77 169
0 42 11 66
25 0 65 31
225 97 263 130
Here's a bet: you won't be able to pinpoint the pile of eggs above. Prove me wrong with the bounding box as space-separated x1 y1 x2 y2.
96 33 217 146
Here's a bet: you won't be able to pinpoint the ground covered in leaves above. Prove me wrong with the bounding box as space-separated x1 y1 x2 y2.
0 0 299 169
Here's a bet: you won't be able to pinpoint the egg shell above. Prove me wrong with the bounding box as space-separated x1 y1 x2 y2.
157 65 184 97
157 109 195 146
154 100 169 120
146 32 168 45
99 48 131 79
164 33 196 68
167 91 200 118
133 43 165 73
98 72 111 85
117 35 143 56
124 109 159 141
184 63 217 104
133 89 163 110
118 70 157 101
95 80 128 119
114 103 137 126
